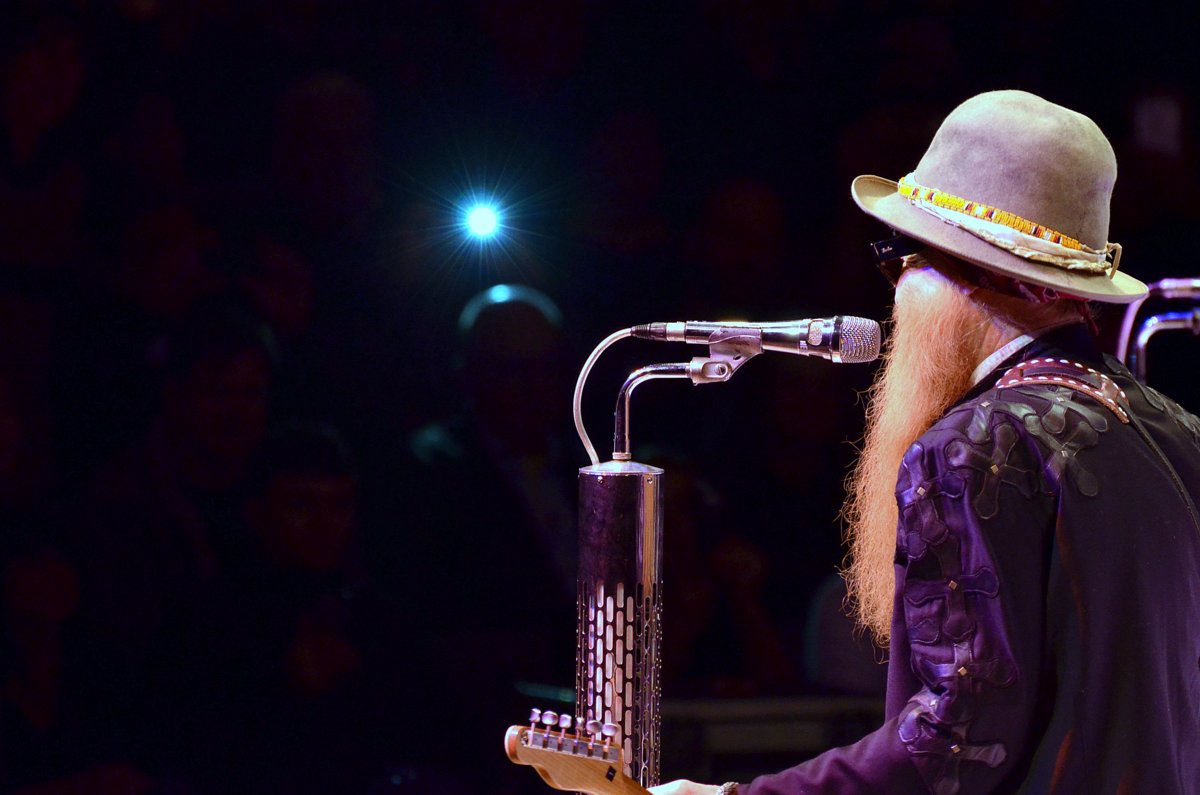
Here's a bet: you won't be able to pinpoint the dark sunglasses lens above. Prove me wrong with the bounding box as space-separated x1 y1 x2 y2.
870 234 925 285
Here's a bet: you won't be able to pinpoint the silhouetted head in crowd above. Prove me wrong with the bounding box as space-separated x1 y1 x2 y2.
1115 85 1200 233
158 298 277 493
1 8 85 165
103 93 187 206
478 0 585 97
683 179 788 314
271 72 380 236
388 198 447 292
584 111 666 211
696 0 800 83
759 361 848 494
0 372 55 513
2 541 79 631
0 522 80 727
457 284 568 448
119 204 225 321
578 110 670 255
236 233 316 342
245 422 358 575
1 8 88 273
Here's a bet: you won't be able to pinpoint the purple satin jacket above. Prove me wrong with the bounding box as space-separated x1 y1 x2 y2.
746 327 1200 794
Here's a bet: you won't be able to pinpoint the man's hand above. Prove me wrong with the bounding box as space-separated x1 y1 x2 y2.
649 781 720 795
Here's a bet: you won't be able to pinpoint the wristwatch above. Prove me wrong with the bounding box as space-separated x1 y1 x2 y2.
716 783 739 795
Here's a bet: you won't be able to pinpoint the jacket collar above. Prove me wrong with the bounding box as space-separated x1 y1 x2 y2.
953 322 1103 408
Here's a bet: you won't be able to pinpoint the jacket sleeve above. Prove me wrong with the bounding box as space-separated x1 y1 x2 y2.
745 400 1059 794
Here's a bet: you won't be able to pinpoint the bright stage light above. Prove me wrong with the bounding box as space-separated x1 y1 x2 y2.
465 204 500 238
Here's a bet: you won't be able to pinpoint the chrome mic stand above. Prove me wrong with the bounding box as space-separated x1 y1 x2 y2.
572 331 773 789
1116 278 1200 381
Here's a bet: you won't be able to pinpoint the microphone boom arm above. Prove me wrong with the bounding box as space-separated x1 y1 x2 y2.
612 363 690 462
612 333 765 461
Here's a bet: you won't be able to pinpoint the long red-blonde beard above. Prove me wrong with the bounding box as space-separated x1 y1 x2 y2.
841 270 994 644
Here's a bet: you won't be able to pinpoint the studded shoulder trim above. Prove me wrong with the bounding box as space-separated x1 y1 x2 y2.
995 358 1130 424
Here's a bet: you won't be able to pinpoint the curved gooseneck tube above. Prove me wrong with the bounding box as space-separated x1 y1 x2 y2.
1116 279 1200 360
611 364 691 461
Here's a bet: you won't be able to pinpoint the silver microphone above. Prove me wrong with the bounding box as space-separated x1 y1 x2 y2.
630 316 882 364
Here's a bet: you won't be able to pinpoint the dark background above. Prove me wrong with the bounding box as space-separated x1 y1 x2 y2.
2 1 1198 793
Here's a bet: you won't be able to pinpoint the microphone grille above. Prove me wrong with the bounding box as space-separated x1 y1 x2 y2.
837 316 882 363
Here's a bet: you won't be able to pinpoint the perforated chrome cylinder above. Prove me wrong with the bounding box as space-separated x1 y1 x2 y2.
576 460 663 788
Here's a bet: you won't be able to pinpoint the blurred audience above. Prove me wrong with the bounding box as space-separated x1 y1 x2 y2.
271 71 382 244
204 421 410 795
69 298 274 782
803 572 888 698
679 178 791 318
648 447 799 698
1 10 88 275
412 283 578 623
409 284 579 789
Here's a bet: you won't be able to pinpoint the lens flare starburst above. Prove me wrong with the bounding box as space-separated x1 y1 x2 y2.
465 204 500 238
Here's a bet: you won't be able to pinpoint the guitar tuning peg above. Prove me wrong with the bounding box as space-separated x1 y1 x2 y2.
601 722 619 739
557 714 573 730
585 719 603 736
528 708 543 724
541 710 559 727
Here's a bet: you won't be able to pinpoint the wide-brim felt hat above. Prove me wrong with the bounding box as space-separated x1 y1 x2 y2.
852 90 1147 304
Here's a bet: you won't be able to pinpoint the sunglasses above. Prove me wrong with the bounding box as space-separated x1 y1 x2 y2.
870 234 926 285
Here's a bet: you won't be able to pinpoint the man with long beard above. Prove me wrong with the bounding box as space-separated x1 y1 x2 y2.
653 91 1200 794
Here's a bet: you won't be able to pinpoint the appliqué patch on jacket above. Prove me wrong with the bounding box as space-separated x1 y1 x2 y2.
944 386 1112 502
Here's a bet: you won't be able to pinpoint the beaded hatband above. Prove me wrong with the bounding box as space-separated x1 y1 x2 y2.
898 174 1084 250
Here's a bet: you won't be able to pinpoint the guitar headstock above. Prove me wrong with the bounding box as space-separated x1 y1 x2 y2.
504 709 649 795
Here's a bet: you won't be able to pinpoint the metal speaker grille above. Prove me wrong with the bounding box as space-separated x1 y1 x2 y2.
838 316 882 364
576 578 662 787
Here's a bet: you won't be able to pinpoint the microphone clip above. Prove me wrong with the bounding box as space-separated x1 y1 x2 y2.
685 330 763 384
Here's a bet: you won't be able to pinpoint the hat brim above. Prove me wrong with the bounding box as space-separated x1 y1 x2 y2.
851 175 1147 304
